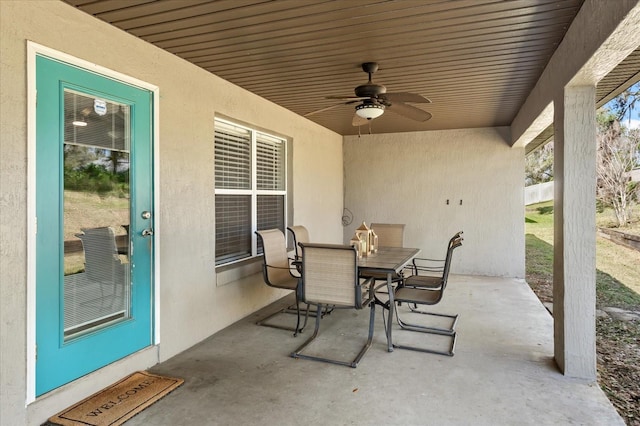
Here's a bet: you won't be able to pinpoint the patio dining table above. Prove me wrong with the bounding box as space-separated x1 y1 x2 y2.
358 246 421 352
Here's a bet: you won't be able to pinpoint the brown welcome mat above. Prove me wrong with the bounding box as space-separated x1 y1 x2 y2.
46 371 184 426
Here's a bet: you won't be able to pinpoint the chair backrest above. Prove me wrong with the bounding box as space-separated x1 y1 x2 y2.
371 223 405 248
256 229 294 287
299 243 365 308
287 225 310 259
76 226 122 281
441 234 463 289
448 231 463 249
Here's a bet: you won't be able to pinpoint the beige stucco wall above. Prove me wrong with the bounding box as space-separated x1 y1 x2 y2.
343 128 525 278
0 1 343 424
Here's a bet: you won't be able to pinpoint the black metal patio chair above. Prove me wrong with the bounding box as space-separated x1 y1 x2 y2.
389 232 463 356
255 229 309 336
287 225 310 262
291 243 375 367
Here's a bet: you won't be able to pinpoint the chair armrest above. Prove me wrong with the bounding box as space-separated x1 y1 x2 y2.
265 263 301 277
413 257 445 264
409 257 445 275
290 259 303 276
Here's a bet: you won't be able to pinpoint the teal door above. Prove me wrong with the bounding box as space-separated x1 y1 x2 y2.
35 56 154 396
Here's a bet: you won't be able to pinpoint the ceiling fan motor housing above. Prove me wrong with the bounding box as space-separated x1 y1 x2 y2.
355 62 386 98
354 83 386 98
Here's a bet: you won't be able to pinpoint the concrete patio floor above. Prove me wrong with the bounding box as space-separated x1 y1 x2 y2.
129 275 622 425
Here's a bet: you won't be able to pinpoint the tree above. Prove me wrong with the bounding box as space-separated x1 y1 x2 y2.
64 144 97 170
525 87 640 227
609 83 639 125
525 142 554 186
100 149 127 175
596 111 639 227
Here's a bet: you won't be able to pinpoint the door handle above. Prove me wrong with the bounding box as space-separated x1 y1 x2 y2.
141 228 154 237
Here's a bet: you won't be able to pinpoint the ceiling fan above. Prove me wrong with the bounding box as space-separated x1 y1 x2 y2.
305 62 432 126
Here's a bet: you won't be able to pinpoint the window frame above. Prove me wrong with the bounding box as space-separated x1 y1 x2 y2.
214 118 288 268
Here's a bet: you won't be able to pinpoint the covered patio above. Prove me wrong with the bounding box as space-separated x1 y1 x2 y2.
1 1 639 424
130 275 622 425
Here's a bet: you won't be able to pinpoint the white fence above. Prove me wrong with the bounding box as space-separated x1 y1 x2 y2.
525 181 554 205
525 169 639 206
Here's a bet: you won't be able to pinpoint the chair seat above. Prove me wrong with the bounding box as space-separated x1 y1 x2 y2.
271 274 299 291
395 287 441 304
403 275 443 289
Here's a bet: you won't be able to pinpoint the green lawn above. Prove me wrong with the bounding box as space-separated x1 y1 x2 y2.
525 201 640 303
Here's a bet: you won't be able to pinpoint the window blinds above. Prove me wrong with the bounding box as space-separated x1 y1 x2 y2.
214 121 251 190
214 120 286 265
215 195 252 264
256 134 285 191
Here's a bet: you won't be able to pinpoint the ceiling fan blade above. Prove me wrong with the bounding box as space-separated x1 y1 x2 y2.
305 99 363 117
304 103 346 117
381 92 431 103
387 102 432 122
352 113 371 127
325 95 368 101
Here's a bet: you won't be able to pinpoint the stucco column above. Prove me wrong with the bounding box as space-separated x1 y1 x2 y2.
552 85 597 380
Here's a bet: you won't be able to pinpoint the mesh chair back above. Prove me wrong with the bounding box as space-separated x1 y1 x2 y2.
287 225 310 259
441 236 463 289
77 227 122 281
300 244 361 307
371 223 405 248
256 229 293 287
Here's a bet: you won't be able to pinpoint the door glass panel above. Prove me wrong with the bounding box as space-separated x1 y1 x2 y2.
63 89 131 340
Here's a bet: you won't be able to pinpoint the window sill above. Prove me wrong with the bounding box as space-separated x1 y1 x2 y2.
215 257 263 287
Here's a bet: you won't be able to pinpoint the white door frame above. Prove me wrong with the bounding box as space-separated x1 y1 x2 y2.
26 41 161 403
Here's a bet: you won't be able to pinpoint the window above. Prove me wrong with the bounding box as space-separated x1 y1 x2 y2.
214 119 287 266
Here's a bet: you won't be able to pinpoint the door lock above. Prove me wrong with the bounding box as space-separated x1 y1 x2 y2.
141 228 154 237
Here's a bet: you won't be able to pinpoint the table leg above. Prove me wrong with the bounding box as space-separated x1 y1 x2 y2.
386 271 394 352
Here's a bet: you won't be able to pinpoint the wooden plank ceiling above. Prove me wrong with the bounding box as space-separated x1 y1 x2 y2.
63 0 636 138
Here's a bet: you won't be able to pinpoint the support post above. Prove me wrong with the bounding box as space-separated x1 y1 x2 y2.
552 85 597 380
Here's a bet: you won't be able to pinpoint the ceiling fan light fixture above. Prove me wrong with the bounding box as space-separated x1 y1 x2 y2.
355 102 385 119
